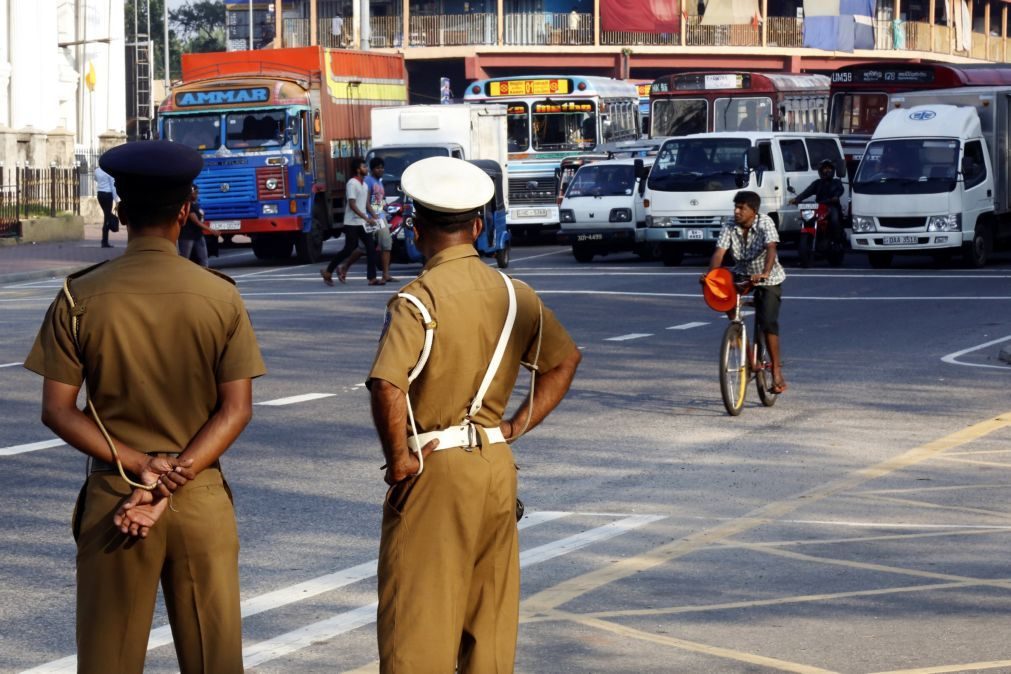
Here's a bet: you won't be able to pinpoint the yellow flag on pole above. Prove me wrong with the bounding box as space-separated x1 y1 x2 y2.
85 62 97 92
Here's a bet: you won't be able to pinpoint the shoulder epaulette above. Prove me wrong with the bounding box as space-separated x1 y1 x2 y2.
65 260 109 282
203 267 237 285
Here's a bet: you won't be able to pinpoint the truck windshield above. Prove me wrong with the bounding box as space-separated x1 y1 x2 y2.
367 146 451 190
225 110 286 149
852 138 959 194
163 114 221 151
532 100 595 152
651 99 707 137
648 138 750 192
830 92 889 135
566 164 635 198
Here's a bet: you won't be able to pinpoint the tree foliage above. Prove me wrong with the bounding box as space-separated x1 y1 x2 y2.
125 0 225 81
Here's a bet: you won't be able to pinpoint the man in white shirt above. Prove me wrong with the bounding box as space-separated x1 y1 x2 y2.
320 157 382 286
94 165 119 248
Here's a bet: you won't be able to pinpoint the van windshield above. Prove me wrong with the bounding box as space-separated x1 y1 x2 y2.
566 164 635 198
648 138 750 192
366 146 451 191
852 139 959 194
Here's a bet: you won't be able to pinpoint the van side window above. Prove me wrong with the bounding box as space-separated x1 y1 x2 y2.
779 139 808 172
963 140 986 189
805 138 846 178
757 141 774 170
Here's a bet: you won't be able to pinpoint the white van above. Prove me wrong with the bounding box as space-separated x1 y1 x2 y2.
558 157 653 262
642 132 849 265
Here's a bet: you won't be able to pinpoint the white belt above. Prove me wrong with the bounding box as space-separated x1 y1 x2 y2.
410 424 506 453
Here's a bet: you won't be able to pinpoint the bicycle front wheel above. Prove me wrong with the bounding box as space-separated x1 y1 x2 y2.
755 330 779 407
719 323 747 416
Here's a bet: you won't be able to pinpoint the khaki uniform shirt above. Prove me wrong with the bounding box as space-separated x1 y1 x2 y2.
368 244 576 432
24 236 266 454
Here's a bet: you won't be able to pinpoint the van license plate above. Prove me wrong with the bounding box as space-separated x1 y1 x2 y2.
516 209 548 218
882 235 918 245
686 228 704 240
576 233 603 242
213 220 242 231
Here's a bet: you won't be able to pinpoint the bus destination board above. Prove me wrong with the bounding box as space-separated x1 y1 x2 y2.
489 79 571 96
831 68 935 84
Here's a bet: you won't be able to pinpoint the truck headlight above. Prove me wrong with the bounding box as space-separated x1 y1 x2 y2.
647 215 672 228
265 178 279 190
559 209 575 223
852 215 876 233
609 208 632 223
926 214 961 231
262 204 279 215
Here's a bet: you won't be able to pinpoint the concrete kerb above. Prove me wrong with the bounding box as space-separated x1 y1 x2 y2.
0 265 89 285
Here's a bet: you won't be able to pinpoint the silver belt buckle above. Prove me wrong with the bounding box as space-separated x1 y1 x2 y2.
466 424 477 450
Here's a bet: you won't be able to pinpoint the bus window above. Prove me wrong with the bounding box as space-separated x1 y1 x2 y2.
652 99 707 137
507 104 529 152
830 93 889 135
779 139 809 172
532 100 595 151
714 97 773 132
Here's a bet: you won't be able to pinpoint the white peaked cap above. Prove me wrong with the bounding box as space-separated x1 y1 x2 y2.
400 156 494 214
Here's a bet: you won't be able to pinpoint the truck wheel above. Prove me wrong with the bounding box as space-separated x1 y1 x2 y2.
572 246 594 263
252 235 293 261
962 224 991 268
868 252 892 269
496 243 511 269
295 205 326 263
661 247 684 267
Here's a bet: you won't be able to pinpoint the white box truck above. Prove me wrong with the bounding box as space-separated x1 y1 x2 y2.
849 91 1011 268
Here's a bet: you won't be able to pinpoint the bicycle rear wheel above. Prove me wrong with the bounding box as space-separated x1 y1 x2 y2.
719 323 747 416
754 330 779 407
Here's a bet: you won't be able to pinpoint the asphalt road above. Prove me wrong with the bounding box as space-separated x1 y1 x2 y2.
1 240 1010 673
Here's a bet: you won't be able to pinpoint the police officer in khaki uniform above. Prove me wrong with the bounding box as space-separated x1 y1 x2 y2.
24 140 265 674
368 157 581 673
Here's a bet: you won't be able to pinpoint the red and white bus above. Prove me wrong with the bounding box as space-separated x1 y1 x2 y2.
829 62 1011 172
649 71 830 138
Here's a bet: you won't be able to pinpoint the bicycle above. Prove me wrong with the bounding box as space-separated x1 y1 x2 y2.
719 282 778 416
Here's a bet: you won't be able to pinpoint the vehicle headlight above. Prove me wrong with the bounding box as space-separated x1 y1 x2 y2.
387 205 400 214
647 215 673 228
800 209 816 220
609 208 632 223
262 204 279 215
265 178 279 190
559 209 575 223
926 214 961 231
852 215 876 233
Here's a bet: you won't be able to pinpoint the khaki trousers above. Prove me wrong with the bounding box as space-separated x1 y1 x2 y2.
73 467 243 674
377 442 519 674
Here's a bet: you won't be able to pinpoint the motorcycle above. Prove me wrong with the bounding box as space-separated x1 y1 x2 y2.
798 202 845 268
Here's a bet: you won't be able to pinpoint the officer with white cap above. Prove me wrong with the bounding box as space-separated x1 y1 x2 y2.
367 156 581 673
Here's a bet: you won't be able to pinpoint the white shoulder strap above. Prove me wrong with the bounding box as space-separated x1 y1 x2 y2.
467 270 516 420
396 292 436 384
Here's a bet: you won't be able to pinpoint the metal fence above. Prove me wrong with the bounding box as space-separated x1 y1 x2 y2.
0 166 81 239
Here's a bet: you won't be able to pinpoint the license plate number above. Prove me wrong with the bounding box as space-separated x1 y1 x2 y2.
576 233 603 242
882 235 918 245
686 228 704 240
515 209 548 218
212 220 242 231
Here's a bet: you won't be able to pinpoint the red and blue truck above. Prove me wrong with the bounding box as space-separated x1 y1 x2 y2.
158 46 408 262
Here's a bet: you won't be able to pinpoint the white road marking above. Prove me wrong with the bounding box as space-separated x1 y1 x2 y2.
255 393 337 406
507 249 569 263
940 334 1011 370
0 439 65 456
231 263 317 279
0 361 23 368
23 511 574 673
667 322 708 330
239 514 664 669
605 333 653 342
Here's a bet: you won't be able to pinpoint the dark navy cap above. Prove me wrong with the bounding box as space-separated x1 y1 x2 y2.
99 140 203 206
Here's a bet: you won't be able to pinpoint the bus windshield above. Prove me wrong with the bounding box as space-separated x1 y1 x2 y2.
163 114 221 151
714 97 773 132
648 138 750 192
651 99 707 137
225 110 286 149
852 139 959 195
830 93 889 135
531 101 595 152
507 104 529 152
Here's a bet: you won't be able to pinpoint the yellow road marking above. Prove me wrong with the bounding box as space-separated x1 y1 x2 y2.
857 483 1009 495
555 611 838 674
934 455 1011 469
719 526 1011 550
944 448 1011 456
869 660 1011 674
847 492 1011 521
521 412 1011 617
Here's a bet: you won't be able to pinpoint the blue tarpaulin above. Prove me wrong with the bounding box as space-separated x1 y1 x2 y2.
803 0 874 52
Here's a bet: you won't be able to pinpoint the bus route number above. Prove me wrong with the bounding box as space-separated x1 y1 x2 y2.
831 72 853 83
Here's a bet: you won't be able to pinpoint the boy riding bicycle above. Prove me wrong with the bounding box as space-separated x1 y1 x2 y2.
702 190 788 394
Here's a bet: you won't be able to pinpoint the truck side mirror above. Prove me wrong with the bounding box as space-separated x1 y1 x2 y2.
633 158 645 179
746 146 764 186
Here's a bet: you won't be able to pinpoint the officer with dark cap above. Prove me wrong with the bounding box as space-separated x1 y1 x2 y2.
24 140 265 674
368 156 581 672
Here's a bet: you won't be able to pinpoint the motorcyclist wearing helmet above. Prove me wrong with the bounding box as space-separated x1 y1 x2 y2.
789 159 845 243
